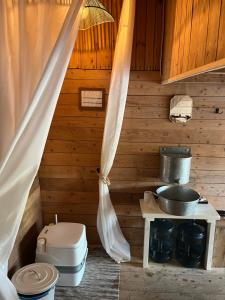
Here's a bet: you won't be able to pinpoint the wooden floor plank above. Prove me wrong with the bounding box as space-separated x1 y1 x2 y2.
119 261 225 300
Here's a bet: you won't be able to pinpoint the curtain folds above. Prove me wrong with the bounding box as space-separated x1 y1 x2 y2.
97 0 136 263
0 1 83 299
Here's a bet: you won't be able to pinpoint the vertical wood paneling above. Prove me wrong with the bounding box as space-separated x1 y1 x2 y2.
153 0 163 71
111 0 122 61
188 0 204 70
145 0 156 70
181 0 194 73
96 0 112 69
205 0 221 64
131 0 137 70
69 40 80 68
174 0 184 74
72 0 163 71
216 0 225 59
171 0 182 75
162 0 176 79
80 29 97 69
135 0 147 70
163 0 225 83
194 0 209 67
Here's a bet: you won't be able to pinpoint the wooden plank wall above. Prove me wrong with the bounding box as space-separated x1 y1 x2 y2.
70 0 163 71
162 0 225 83
8 178 42 275
39 69 225 256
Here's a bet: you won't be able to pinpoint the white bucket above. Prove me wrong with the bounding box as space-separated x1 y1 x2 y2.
11 263 58 300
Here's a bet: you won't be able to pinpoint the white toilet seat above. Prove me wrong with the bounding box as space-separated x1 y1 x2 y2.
38 222 86 249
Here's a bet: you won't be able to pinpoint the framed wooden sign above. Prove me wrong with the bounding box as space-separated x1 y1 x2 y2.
79 88 105 111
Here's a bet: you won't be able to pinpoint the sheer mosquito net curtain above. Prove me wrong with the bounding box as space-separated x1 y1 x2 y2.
97 0 136 263
0 1 83 299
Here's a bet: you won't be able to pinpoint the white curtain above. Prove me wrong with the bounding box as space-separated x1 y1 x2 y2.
0 1 83 299
97 0 136 263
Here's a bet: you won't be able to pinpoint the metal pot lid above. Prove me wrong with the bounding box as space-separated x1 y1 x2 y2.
11 263 58 295
156 185 200 202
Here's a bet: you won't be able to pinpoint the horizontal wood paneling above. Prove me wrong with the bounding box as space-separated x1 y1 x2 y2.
162 0 225 83
40 157 225 172
71 0 163 71
39 69 225 256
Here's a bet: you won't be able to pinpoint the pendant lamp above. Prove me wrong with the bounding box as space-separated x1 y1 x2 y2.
10 0 114 30
79 0 114 30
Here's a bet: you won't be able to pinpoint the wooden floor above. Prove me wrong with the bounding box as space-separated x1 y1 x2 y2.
119 258 225 300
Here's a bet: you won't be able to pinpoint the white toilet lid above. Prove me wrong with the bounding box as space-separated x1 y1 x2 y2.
11 263 58 295
39 222 86 249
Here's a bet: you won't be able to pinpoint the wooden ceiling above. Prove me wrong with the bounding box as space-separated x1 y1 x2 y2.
69 0 164 71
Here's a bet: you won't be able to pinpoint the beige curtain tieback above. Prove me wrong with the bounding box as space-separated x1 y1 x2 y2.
97 168 111 185
100 175 111 185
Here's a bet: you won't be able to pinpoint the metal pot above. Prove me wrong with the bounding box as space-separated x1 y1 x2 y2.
154 185 208 216
160 147 192 184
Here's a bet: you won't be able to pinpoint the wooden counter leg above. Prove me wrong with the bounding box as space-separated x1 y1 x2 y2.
143 218 151 268
204 220 216 270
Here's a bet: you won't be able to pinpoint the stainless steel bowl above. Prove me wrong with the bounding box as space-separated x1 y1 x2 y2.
155 185 207 216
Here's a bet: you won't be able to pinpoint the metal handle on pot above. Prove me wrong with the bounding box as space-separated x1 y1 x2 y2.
152 192 158 199
217 210 225 218
198 197 208 204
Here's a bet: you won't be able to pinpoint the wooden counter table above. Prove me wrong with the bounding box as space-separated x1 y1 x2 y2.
140 191 220 270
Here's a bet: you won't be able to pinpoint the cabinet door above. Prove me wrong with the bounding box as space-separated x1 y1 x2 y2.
162 0 225 84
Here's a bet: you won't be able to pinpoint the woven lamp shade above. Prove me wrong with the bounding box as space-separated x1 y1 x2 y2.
79 0 114 30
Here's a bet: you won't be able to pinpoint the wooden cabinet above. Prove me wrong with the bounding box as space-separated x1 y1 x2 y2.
162 0 225 83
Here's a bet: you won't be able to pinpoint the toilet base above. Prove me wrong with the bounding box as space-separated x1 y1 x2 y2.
57 261 86 287
56 249 87 287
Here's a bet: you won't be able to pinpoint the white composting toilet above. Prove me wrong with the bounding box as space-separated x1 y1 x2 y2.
36 222 87 287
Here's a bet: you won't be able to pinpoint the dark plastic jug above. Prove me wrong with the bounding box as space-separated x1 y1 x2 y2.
149 219 175 263
176 221 206 268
